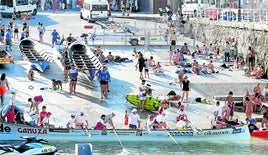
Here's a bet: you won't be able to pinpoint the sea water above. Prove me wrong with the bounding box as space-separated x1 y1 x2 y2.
53 137 268 155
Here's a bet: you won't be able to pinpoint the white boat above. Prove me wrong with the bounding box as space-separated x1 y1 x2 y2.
0 122 250 142
19 38 52 72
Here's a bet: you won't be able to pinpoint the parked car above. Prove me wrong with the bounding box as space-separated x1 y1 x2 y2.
221 11 236 21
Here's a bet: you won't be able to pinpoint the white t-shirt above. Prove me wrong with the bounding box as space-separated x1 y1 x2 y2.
155 114 165 123
139 84 146 96
176 110 185 117
104 113 113 123
42 117 54 127
129 113 140 125
215 106 222 117
147 119 154 130
176 120 186 129
76 115 87 124
67 118 75 128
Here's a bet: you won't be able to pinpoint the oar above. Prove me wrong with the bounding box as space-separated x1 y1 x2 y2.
163 128 178 144
84 127 91 139
187 120 202 133
113 128 129 154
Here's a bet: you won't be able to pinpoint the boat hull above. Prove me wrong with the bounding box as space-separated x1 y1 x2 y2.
0 122 250 142
250 130 268 138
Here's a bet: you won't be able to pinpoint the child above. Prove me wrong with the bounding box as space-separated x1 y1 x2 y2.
248 118 258 132
144 59 149 79
27 67 34 81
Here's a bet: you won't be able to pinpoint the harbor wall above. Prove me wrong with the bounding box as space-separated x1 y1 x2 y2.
191 20 268 68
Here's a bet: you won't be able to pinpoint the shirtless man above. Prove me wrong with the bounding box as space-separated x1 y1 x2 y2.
224 91 234 121
253 83 262 97
170 32 177 49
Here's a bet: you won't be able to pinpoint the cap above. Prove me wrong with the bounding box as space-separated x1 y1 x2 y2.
249 118 256 123
132 108 137 113
80 110 85 114
180 105 184 109
149 114 155 119
47 112 52 115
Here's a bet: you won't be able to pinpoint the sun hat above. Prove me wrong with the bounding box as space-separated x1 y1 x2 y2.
132 108 137 113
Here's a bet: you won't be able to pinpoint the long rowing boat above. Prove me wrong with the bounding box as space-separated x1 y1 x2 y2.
0 122 250 142
250 130 268 139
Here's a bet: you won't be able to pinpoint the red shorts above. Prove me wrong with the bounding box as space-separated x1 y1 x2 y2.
0 86 6 95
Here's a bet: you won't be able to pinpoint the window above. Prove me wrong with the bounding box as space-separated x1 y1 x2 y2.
92 5 108 11
0 0 14 7
185 0 198 4
16 0 29 6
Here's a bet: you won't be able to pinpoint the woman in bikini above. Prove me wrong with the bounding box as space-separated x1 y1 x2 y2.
244 96 254 122
168 45 174 64
224 91 234 121
0 73 9 106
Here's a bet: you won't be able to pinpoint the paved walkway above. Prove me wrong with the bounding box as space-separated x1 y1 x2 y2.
0 12 265 130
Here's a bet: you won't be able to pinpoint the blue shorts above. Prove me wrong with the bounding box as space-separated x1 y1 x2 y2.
129 124 137 129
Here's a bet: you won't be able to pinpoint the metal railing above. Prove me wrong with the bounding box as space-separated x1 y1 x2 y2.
194 8 268 23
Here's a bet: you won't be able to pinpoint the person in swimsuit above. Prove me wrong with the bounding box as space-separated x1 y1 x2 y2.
0 73 10 106
246 46 253 73
253 83 262 97
170 31 177 49
68 64 78 95
136 53 145 80
181 76 190 105
168 45 174 64
261 105 268 129
224 91 234 120
244 96 254 123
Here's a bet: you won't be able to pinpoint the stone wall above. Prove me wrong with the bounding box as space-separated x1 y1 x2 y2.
191 21 268 68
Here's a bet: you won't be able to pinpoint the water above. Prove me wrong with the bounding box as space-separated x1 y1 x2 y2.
52 137 268 155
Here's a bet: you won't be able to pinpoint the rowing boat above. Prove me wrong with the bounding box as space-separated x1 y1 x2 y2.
0 122 250 142
19 38 52 72
250 130 268 138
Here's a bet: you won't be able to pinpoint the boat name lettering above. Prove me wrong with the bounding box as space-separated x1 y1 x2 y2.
41 147 54 153
0 124 11 133
169 131 193 136
18 128 47 134
110 131 136 134
203 130 229 135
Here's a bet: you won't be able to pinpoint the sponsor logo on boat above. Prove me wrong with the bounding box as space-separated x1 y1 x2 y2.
203 130 229 136
0 124 11 133
169 131 194 136
18 128 48 134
